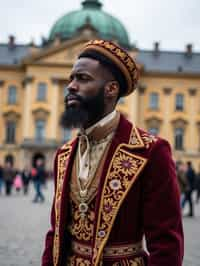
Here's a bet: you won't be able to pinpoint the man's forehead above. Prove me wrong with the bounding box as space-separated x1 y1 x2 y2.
72 57 100 72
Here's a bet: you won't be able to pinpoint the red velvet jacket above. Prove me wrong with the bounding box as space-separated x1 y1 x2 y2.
42 115 184 266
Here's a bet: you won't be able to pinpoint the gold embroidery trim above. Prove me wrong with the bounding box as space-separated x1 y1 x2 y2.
93 145 147 266
53 145 72 266
128 126 145 148
71 241 143 258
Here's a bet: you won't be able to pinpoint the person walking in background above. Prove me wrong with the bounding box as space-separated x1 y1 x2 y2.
182 161 196 217
22 166 31 195
195 165 200 204
0 164 4 195
176 161 188 207
3 161 16 196
13 171 23 194
32 158 45 203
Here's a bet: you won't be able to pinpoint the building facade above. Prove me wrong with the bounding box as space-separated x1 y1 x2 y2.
0 0 200 170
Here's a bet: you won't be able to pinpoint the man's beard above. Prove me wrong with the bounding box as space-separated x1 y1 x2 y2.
60 88 105 129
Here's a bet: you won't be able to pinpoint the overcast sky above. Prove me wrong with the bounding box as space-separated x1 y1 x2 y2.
1 0 200 51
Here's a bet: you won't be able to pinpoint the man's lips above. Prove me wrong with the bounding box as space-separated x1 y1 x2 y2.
67 96 81 106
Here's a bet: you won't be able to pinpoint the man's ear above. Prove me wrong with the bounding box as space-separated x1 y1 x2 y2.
104 81 120 99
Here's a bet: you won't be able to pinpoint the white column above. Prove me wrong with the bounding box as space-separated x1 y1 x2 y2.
23 77 33 139
162 88 172 139
50 78 59 140
0 81 4 144
137 85 146 128
130 88 139 125
188 88 197 153
0 80 4 115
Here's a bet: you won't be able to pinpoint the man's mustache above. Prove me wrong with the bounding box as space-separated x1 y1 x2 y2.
64 92 84 105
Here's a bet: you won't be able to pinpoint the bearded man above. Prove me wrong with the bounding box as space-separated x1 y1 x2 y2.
42 40 184 266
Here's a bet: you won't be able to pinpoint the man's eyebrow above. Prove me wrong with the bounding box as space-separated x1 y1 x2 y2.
69 70 93 78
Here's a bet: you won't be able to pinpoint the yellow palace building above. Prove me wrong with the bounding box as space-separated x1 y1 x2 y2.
0 0 200 170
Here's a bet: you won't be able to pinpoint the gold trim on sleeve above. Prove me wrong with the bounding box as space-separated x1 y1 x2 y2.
53 145 72 266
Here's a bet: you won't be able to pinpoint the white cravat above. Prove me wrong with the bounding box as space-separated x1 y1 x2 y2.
78 110 116 182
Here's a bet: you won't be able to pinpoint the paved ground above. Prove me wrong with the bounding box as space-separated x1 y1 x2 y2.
0 181 200 266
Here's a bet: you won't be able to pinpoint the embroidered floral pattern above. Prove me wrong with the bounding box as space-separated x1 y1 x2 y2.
53 145 72 266
112 257 144 266
141 133 157 149
68 256 91 266
113 153 139 176
68 200 95 241
92 147 147 266
129 127 145 148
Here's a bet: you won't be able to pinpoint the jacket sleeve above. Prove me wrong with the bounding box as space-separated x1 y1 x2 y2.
41 151 59 266
142 139 184 266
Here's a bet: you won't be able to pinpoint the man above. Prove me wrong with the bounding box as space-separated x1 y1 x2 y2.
3 161 15 196
32 158 45 203
182 161 196 216
42 40 183 266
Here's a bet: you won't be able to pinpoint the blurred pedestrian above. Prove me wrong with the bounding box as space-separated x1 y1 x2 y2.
182 161 196 217
13 172 23 194
176 161 188 207
21 166 31 195
3 161 15 195
195 165 200 204
32 158 45 203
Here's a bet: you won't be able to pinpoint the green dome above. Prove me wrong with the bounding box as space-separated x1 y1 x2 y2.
49 0 130 48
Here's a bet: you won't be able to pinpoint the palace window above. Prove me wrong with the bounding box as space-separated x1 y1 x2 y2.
35 120 46 141
5 154 14 165
37 83 47 101
149 92 159 110
148 127 159 136
8 85 17 104
118 97 125 104
62 128 72 142
175 94 184 111
63 86 69 97
174 127 184 150
5 121 16 143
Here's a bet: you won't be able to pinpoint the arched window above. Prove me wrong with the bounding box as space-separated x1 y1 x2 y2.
35 120 46 141
149 92 159 110
37 83 47 101
8 85 17 104
5 121 16 143
174 128 184 150
148 127 159 136
62 128 72 142
5 154 14 166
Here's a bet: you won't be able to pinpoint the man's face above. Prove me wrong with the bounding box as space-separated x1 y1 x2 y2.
60 57 108 129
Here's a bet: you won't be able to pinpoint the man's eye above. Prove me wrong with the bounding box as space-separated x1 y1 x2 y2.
78 74 90 81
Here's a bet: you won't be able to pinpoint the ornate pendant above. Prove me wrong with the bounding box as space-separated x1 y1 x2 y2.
79 189 87 198
79 202 88 219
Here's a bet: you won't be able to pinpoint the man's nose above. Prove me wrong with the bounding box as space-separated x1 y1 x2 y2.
67 79 79 93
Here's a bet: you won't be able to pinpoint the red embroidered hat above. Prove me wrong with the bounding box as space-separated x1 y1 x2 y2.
78 40 139 97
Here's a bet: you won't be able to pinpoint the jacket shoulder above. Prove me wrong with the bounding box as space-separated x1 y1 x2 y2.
135 127 170 152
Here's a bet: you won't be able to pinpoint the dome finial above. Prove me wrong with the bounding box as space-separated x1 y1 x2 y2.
81 0 102 9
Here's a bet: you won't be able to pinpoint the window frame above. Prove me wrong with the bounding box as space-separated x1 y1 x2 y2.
8 85 17 104
5 121 16 144
37 82 47 102
175 93 184 111
149 92 159 110
35 119 46 141
174 127 184 150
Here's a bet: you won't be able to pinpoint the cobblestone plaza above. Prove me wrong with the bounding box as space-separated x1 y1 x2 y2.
0 181 199 266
